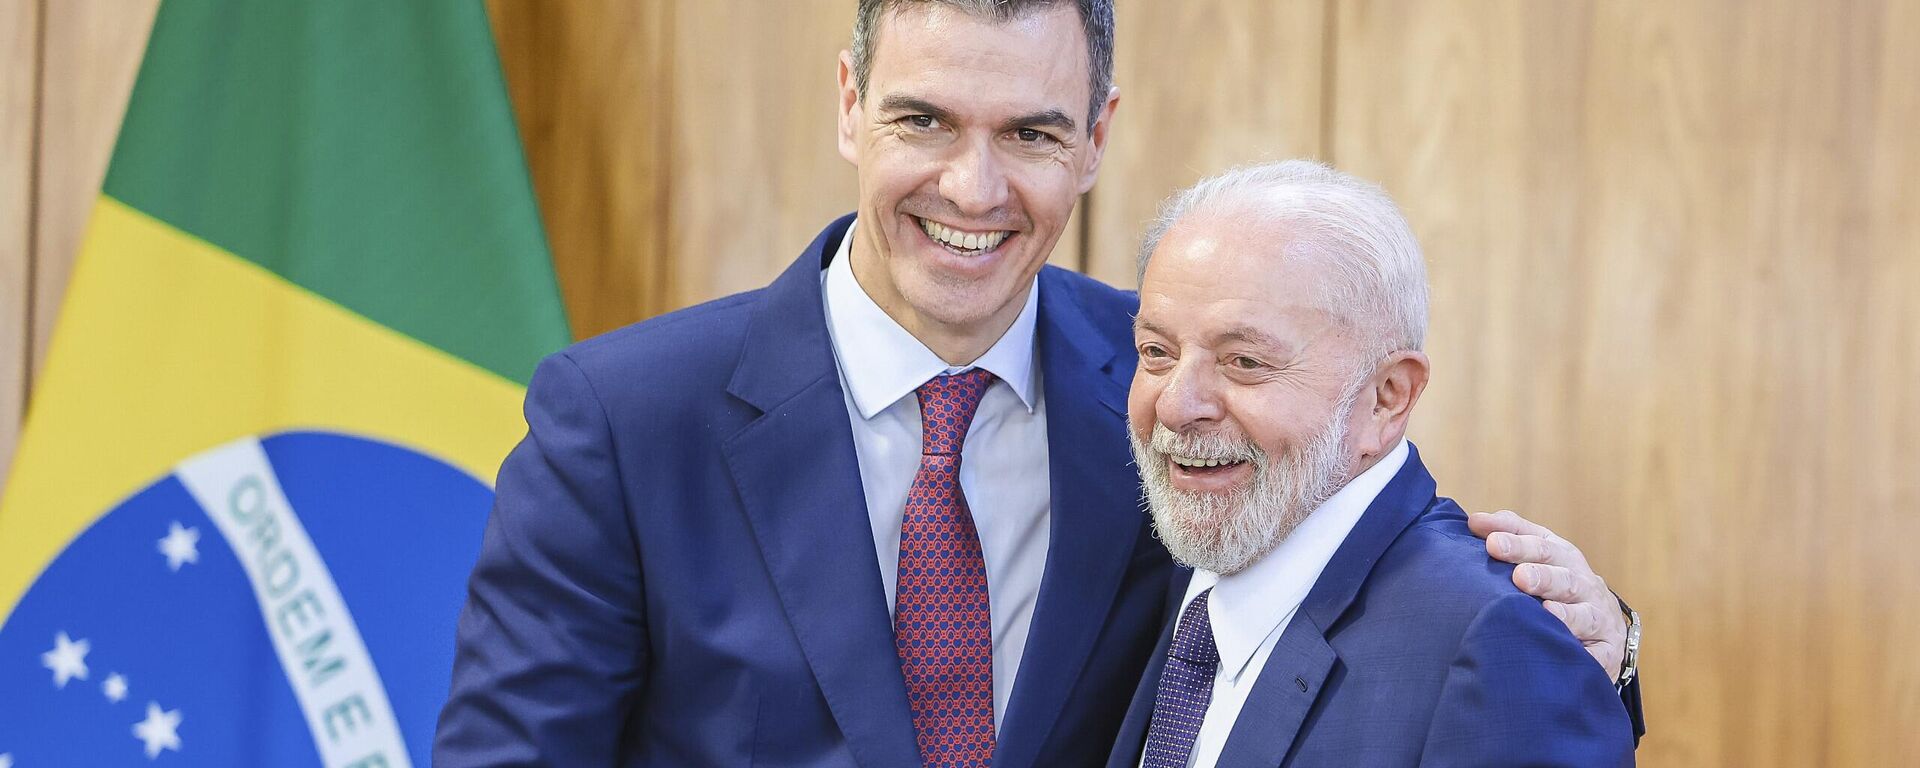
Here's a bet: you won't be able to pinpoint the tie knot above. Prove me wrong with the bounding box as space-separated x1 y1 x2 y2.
1168 588 1218 666
916 369 996 455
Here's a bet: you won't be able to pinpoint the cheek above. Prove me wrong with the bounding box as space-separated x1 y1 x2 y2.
1126 377 1163 435
863 147 937 196
1223 393 1313 454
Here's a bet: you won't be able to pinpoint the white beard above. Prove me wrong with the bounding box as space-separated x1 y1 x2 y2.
1130 389 1359 575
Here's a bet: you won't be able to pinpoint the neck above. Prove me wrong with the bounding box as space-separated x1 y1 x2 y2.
847 230 1028 366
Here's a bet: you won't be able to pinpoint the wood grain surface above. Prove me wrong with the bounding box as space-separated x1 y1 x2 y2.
1086 0 1326 287
30 0 157 372
0 0 37 490
1334 1 1920 764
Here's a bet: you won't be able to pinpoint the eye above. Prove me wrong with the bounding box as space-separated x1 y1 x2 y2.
901 114 939 130
1140 342 1171 359
1015 128 1059 145
1230 356 1264 370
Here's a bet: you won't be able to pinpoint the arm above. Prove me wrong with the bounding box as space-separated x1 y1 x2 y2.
1418 593 1636 768
433 353 648 766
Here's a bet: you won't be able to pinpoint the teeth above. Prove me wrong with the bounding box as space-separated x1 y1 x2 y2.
919 218 1009 252
1170 456 1241 468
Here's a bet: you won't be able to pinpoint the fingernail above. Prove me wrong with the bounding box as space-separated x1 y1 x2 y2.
1493 533 1511 558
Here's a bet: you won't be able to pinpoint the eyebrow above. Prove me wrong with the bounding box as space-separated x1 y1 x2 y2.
876 95 956 125
1218 326 1290 351
1135 318 1291 350
876 95 1078 135
998 109 1077 135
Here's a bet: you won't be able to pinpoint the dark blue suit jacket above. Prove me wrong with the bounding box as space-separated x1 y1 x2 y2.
1107 446 1635 767
435 215 1174 766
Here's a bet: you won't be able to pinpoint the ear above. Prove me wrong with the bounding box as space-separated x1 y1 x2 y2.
1353 350 1430 460
1078 85 1121 194
837 50 862 166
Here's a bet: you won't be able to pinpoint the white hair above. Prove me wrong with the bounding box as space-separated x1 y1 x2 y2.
1136 159 1429 355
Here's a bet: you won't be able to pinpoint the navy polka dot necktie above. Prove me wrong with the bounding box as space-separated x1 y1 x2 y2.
1142 588 1218 768
895 368 998 768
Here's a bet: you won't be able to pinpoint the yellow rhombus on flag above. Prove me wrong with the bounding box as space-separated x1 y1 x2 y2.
0 2 570 765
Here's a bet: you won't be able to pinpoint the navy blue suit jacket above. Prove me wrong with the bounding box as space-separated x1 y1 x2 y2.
435 215 1174 766
1107 446 1635 767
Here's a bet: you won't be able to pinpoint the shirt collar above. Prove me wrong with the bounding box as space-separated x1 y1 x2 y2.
822 218 1040 419
1185 439 1412 682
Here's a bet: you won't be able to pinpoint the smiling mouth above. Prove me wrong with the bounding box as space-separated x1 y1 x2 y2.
916 216 1012 255
1168 454 1250 477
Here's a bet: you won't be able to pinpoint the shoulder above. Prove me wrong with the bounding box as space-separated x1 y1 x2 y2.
1041 265 1138 312
529 288 769 419
1038 265 1139 342
1379 499 1522 600
1342 498 1541 644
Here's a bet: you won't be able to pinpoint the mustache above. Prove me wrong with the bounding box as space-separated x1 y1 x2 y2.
1146 423 1264 464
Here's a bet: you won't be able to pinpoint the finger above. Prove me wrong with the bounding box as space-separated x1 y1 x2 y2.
1488 531 1594 572
1467 509 1557 540
1547 600 1626 676
1513 563 1586 602
1545 599 1607 642
1519 565 1623 640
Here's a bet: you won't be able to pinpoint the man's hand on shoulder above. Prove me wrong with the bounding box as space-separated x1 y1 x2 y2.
1468 509 1628 679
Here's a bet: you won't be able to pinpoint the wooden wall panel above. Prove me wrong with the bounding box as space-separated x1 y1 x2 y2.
667 0 858 306
1084 0 1326 287
31 0 157 371
489 0 673 339
1333 1 1920 765
0 0 37 492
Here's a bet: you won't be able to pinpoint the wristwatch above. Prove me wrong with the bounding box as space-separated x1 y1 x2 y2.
1614 593 1641 691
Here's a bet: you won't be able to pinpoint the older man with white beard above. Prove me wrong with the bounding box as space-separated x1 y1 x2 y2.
1106 161 1636 768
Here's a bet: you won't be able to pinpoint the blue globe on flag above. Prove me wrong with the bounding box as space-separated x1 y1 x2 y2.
0 432 492 766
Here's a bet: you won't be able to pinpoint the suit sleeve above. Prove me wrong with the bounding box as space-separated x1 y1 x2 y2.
1418 593 1637 768
433 353 648 766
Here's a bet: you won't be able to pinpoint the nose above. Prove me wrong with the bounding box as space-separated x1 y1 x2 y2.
939 136 1010 217
1154 358 1226 434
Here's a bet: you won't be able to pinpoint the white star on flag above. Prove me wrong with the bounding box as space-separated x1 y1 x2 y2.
0 751 13 768
41 631 90 688
133 702 183 759
104 673 130 703
157 522 201 572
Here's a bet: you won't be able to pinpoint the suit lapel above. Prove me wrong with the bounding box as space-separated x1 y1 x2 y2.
722 215 922 768
994 269 1143 768
1213 445 1441 765
1104 568 1193 768
1212 617 1337 767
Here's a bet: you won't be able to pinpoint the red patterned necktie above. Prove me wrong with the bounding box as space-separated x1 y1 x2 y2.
895 368 997 768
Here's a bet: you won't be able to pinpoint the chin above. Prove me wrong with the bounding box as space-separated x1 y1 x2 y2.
1148 488 1301 576
897 271 1021 329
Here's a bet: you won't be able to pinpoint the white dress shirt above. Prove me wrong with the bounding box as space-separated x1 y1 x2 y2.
1151 439 1410 768
820 221 1051 731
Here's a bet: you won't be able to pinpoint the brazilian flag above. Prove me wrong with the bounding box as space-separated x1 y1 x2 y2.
0 2 568 765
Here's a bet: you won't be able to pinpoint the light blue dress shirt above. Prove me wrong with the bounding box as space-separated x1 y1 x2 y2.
820 221 1051 732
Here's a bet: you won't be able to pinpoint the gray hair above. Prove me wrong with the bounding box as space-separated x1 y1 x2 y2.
850 0 1115 133
1136 159 1430 355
